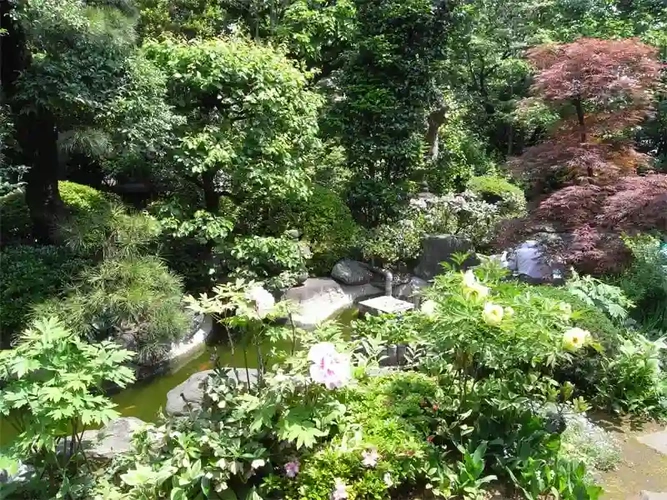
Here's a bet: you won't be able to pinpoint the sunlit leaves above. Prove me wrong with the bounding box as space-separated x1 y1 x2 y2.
0 316 136 491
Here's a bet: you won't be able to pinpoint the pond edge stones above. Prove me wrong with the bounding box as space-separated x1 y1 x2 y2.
283 277 382 330
55 417 146 461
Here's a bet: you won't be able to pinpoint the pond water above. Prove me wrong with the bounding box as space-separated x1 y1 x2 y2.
0 308 359 447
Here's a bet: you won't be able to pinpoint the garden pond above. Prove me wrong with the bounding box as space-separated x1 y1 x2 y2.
0 308 359 446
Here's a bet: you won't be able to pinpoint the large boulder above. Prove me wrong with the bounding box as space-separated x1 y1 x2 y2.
331 259 375 286
414 234 479 280
58 417 146 461
283 278 382 330
84 417 145 460
246 285 276 319
166 368 258 416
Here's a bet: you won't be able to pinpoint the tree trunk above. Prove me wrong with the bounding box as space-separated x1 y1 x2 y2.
1 1 64 243
573 97 592 178
22 113 64 243
201 170 220 214
425 105 447 163
573 97 587 144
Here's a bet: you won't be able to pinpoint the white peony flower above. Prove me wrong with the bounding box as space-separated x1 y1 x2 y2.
420 300 438 318
482 302 504 326
308 343 351 390
562 327 591 352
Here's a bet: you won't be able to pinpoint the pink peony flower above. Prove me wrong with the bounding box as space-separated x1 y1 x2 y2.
284 460 300 478
361 448 379 467
308 342 351 390
331 478 348 500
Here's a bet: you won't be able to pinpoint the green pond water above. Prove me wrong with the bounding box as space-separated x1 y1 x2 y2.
0 308 359 447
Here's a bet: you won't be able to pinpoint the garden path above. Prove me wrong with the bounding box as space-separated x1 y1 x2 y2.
594 416 667 499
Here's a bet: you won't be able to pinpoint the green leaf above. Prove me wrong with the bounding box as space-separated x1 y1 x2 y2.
171 488 187 500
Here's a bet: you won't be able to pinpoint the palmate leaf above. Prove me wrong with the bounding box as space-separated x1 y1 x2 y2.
277 414 327 449
40 386 65 402
9 356 41 378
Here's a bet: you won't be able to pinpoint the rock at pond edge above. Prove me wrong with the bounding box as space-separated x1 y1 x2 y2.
331 259 376 286
414 234 479 280
165 368 259 417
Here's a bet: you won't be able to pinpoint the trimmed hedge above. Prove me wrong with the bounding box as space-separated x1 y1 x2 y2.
0 245 90 347
467 175 526 216
288 185 360 274
0 181 117 245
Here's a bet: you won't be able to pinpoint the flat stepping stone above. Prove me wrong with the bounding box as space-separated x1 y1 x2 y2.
637 429 667 456
640 491 667 500
358 296 415 316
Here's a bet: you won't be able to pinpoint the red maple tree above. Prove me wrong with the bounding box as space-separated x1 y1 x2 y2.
501 38 665 274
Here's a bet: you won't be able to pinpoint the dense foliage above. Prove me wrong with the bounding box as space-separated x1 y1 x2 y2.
5 266 663 498
335 0 457 224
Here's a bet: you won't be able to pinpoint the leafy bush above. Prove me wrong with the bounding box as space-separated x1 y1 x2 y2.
467 175 526 217
0 317 134 499
567 271 634 325
427 109 498 193
361 191 506 267
618 234 667 331
61 204 162 259
0 189 32 244
285 185 360 274
267 372 440 500
33 256 191 365
360 218 424 268
520 285 626 349
0 181 118 245
218 235 308 292
0 245 90 347
591 333 667 416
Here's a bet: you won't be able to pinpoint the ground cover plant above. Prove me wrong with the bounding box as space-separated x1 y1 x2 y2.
4 263 663 499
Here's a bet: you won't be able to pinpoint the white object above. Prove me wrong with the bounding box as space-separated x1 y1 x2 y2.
245 285 275 319
506 240 552 280
359 296 415 315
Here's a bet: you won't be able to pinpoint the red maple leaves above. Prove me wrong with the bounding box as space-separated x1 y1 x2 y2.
502 38 665 273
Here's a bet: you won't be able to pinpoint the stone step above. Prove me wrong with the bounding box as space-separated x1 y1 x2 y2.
637 430 667 456
639 491 667 500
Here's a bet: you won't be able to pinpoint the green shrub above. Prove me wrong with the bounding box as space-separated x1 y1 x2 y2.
269 373 439 500
0 317 134 499
361 191 505 267
517 285 625 350
0 181 118 245
566 272 634 325
0 245 91 347
33 255 191 365
288 185 360 274
0 189 31 244
467 175 526 217
61 204 162 259
618 234 667 331
218 235 308 292
592 333 667 416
